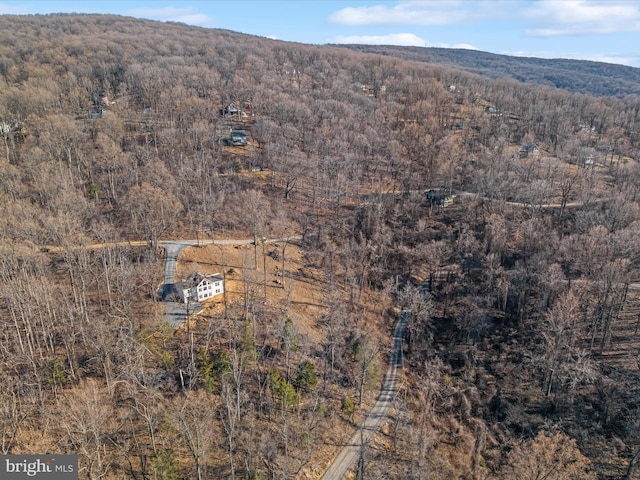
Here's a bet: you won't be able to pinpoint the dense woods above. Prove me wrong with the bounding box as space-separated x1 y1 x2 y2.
1 13 640 479
337 44 640 98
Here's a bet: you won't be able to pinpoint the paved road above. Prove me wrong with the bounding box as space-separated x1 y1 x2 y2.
158 241 201 327
158 236 410 477
320 311 409 480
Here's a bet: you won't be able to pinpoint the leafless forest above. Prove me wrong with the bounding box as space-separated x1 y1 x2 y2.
1 13 640 480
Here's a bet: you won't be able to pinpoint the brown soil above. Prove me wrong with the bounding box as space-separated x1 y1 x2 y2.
173 239 396 479
176 241 328 340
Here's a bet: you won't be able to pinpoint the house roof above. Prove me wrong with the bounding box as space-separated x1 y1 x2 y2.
181 272 223 289
518 143 539 152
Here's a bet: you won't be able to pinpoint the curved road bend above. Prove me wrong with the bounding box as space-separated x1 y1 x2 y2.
321 311 409 480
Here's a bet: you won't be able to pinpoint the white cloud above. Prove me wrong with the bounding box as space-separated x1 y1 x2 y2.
448 43 478 50
169 13 213 26
126 6 215 27
523 0 640 36
328 0 504 26
503 49 640 68
585 54 640 67
330 33 428 46
330 32 477 49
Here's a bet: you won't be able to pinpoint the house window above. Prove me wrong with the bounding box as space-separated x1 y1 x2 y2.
215 288 221 294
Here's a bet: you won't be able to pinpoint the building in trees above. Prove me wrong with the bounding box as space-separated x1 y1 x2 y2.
518 143 539 156
218 126 248 146
179 273 224 303
220 103 249 119
426 189 454 206
228 129 247 146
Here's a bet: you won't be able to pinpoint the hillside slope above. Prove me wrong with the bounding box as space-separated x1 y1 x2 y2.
0 13 639 480
334 44 640 98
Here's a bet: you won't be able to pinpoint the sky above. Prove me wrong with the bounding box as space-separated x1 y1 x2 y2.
1 0 639 67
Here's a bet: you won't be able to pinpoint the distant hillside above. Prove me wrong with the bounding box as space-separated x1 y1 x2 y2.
333 44 640 98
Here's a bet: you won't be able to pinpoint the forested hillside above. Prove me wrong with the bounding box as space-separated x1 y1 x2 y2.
335 44 640 98
1 13 640 479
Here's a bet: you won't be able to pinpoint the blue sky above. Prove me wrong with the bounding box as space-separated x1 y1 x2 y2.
1 0 639 67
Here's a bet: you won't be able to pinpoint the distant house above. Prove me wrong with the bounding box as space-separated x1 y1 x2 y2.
426 190 454 207
220 103 247 119
361 84 379 96
179 273 224 304
485 105 498 114
229 129 247 146
88 108 104 119
360 83 386 97
91 93 110 107
218 128 247 146
579 153 596 168
518 143 539 156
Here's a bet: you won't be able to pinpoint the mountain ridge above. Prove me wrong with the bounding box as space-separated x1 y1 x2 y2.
331 44 640 98
2 11 637 97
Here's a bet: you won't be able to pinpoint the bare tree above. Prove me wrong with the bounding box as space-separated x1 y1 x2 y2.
219 347 246 479
173 391 216 480
504 429 596 480
123 182 183 251
57 379 115 479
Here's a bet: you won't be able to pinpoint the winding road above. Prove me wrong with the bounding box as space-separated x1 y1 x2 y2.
158 237 411 477
39 234 413 474
320 311 409 480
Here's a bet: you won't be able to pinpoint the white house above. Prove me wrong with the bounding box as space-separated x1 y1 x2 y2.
180 273 224 304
